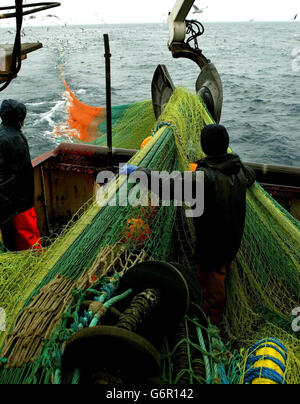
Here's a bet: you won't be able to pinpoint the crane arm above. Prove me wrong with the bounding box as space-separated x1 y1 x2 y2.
168 0 195 47
154 0 224 123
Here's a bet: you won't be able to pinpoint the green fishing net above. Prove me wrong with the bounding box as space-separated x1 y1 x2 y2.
0 88 299 384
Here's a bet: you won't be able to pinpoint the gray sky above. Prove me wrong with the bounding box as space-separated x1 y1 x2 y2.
5 0 300 25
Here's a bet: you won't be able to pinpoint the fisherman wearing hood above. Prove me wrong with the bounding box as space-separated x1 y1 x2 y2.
0 99 41 251
120 124 256 325
191 124 255 325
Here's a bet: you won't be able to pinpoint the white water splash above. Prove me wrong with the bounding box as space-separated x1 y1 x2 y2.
39 100 66 127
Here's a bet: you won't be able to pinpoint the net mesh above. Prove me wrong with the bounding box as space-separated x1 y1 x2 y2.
0 86 299 384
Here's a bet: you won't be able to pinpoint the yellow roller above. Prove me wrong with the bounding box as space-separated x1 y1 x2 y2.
243 338 288 385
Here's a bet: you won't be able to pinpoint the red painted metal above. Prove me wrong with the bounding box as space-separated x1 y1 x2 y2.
54 143 137 158
32 149 56 168
32 143 137 173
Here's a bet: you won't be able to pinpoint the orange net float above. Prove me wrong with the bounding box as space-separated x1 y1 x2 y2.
140 136 152 149
189 163 198 172
123 218 151 248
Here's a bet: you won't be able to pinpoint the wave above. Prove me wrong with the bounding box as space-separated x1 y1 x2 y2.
39 100 66 127
26 101 48 107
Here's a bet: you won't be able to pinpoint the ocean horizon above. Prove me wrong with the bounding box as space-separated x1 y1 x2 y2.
0 22 299 166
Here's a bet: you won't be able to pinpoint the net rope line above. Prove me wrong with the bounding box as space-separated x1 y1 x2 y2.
42 125 167 269
1 89 300 315
0 97 197 350
0 126 167 346
251 185 300 243
247 190 300 271
0 87 299 383
1 247 148 367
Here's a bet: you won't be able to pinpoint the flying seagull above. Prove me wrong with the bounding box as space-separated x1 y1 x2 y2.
46 14 60 19
294 14 298 20
193 5 208 14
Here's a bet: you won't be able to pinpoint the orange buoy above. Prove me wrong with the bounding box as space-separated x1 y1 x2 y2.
123 218 151 247
189 163 198 172
140 136 152 149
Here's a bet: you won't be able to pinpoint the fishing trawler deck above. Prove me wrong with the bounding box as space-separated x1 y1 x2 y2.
32 143 300 237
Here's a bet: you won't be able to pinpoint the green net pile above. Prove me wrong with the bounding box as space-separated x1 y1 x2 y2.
0 88 299 384
94 100 156 150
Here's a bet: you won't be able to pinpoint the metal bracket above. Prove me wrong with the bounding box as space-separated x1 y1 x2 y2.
169 42 209 69
152 42 223 123
196 62 223 123
0 2 61 19
151 65 175 119
151 0 224 123
0 2 61 91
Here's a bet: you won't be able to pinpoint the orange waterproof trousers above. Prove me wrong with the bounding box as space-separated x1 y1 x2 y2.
1 207 41 251
197 264 231 326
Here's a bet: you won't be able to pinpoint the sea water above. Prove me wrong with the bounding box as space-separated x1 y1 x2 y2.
0 22 299 166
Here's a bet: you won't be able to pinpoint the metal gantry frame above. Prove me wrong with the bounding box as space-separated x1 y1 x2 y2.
152 0 224 123
0 1 61 91
0 2 61 19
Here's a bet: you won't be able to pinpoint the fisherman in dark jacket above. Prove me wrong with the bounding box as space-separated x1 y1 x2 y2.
0 99 40 251
120 124 256 325
190 125 255 325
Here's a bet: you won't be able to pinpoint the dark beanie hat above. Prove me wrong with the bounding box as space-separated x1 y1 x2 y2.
0 99 27 129
201 124 230 156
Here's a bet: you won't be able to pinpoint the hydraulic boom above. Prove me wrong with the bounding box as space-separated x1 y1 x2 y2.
168 0 196 47
159 0 224 123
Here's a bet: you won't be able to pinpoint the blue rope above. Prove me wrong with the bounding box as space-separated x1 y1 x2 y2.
71 324 80 333
71 280 119 330
152 121 173 137
245 355 286 374
249 338 287 356
95 279 120 303
248 342 287 363
244 367 285 385
244 338 288 385
53 275 127 384
89 316 99 328
104 289 133 309
101 283 115 300
218 364 230 385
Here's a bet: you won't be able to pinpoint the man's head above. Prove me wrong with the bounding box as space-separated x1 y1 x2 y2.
201 124 230 156
0 99 27 129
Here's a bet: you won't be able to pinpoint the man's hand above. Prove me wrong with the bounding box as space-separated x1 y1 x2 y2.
119 164 138 176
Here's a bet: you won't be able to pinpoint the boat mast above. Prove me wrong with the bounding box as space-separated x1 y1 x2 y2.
103 34 113 164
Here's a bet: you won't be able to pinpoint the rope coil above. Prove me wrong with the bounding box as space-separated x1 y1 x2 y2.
243 338 288 385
